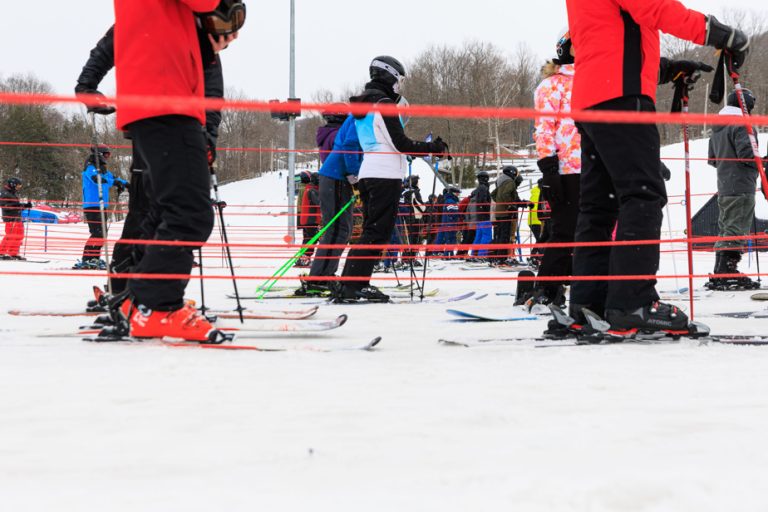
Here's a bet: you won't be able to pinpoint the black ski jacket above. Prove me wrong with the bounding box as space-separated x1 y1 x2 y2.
1 187 23 222
708 107 759 196
470 183 492 222
75 24 224 145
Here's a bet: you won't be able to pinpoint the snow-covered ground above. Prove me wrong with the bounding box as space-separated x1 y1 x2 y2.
2 142 768 511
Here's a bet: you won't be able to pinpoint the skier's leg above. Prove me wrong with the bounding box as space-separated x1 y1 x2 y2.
570 124 619 316
309 176 352 279
82 208 105 262
536 174 580 296
127 116 215 311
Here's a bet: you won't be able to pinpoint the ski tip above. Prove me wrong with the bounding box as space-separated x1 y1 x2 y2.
366 337 383 350
337 314 349 327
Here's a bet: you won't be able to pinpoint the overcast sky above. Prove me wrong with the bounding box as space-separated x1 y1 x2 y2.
2 1 765 102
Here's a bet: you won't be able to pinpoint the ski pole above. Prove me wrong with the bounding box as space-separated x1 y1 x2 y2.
198 247 207 315
754 216 762 285
727 55 768 203
210 165 244 323
22 206 30 259
680 80 696 321
89 112 112 293
420 157 440 300
256 196 356 298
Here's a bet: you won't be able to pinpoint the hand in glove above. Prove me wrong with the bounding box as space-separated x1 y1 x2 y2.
205 132 217 166
705 15 750 69
659 59 714 85
115 181 127 195
537 155 564 204
75 87 116 116
660 162 672 182
346 175 360 186
431 137 450 159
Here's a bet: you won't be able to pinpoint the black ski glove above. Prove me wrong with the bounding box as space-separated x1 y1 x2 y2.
205 131 217 165
115 181 127 195
23 202 32 209
75 85 116 116
431 137 450 159
705 15 750 69
659 58 713 85
537 155 563 204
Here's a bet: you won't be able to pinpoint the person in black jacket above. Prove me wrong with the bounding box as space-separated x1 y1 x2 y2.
469 171 492 261
75 24 230 295
0 178 32 260
706 89 761 291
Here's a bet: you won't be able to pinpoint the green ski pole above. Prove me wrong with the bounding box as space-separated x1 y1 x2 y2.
257 195 357 298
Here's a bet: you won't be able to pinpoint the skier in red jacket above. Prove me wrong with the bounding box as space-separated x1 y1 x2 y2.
110 0 243 342
563 0 748 335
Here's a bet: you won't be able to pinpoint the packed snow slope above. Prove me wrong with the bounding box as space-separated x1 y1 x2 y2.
2 141 768 511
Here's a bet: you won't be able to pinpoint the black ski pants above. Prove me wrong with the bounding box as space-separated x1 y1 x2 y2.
110 145 151 293
341 178 402 290
536 174 580 293
571 96 666 311
310 176 353 279
126 115 214 311
82 207 105 261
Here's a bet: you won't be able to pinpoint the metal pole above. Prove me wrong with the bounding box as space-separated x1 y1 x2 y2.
286 0 297 245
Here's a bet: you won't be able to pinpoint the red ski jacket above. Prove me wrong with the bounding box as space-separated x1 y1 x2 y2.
114 0 219 130
299 185 320 228
566 0 706 110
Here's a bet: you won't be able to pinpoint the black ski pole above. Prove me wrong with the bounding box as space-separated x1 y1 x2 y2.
89 112 112 293
198 247 207 314
210 164 245 323
22 205 31 259
753 216 762 285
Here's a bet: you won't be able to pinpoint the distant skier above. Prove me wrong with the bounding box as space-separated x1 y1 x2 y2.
296 112 363 296
0 178 32 260
332 56 449 303
296 172 321 267
74 146 128 270
565 0 745 335
706 89 760 291
491 166 522 265
468 171 492 261
457 194 475 259
435 185 461 257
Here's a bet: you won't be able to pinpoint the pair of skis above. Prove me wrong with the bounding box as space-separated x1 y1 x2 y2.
9 305 321 321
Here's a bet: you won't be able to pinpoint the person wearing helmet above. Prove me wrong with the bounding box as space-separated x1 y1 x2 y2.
400 174 426 266
103 0 234 342
74 147 128 270
297 172 321 267
435 186 461 258
467 171 492 261
333 56 449 303
565 0 737 336
706 88 760 291
491 166 522 265
74 16 233 297
0 178 32 260
524 32 581 308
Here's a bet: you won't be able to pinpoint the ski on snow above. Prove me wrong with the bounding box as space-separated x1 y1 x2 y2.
87 336 383 352
9 305 320 321
232 288 441 301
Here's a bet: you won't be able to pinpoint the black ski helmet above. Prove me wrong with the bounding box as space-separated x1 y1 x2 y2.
728 88 756 113
476 171 490 184
300 170 312 184
502 166 519 179
370 56 406 93
448 185 461 195
553 29 574 65
322 104 348 126
6 177 22 191
200 0 247 36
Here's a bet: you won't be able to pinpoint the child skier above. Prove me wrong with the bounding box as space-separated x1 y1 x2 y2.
469 171 492 261
333 56 449 303
706 89 760 291
296 172 321 268
0 178 32 260
491 166 522 265
75 146 128 270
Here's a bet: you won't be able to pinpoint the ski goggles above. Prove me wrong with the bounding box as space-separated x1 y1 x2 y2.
200 1 247 36
371 59 406 93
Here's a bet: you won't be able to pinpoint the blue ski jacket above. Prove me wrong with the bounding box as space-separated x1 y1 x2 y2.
318 115 363 181
82 165 127 209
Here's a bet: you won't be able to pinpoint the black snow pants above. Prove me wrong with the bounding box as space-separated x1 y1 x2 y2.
571 96 667 312
126 115 215 311
341 178 402 290
535 173 580 294
309 175 354 279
